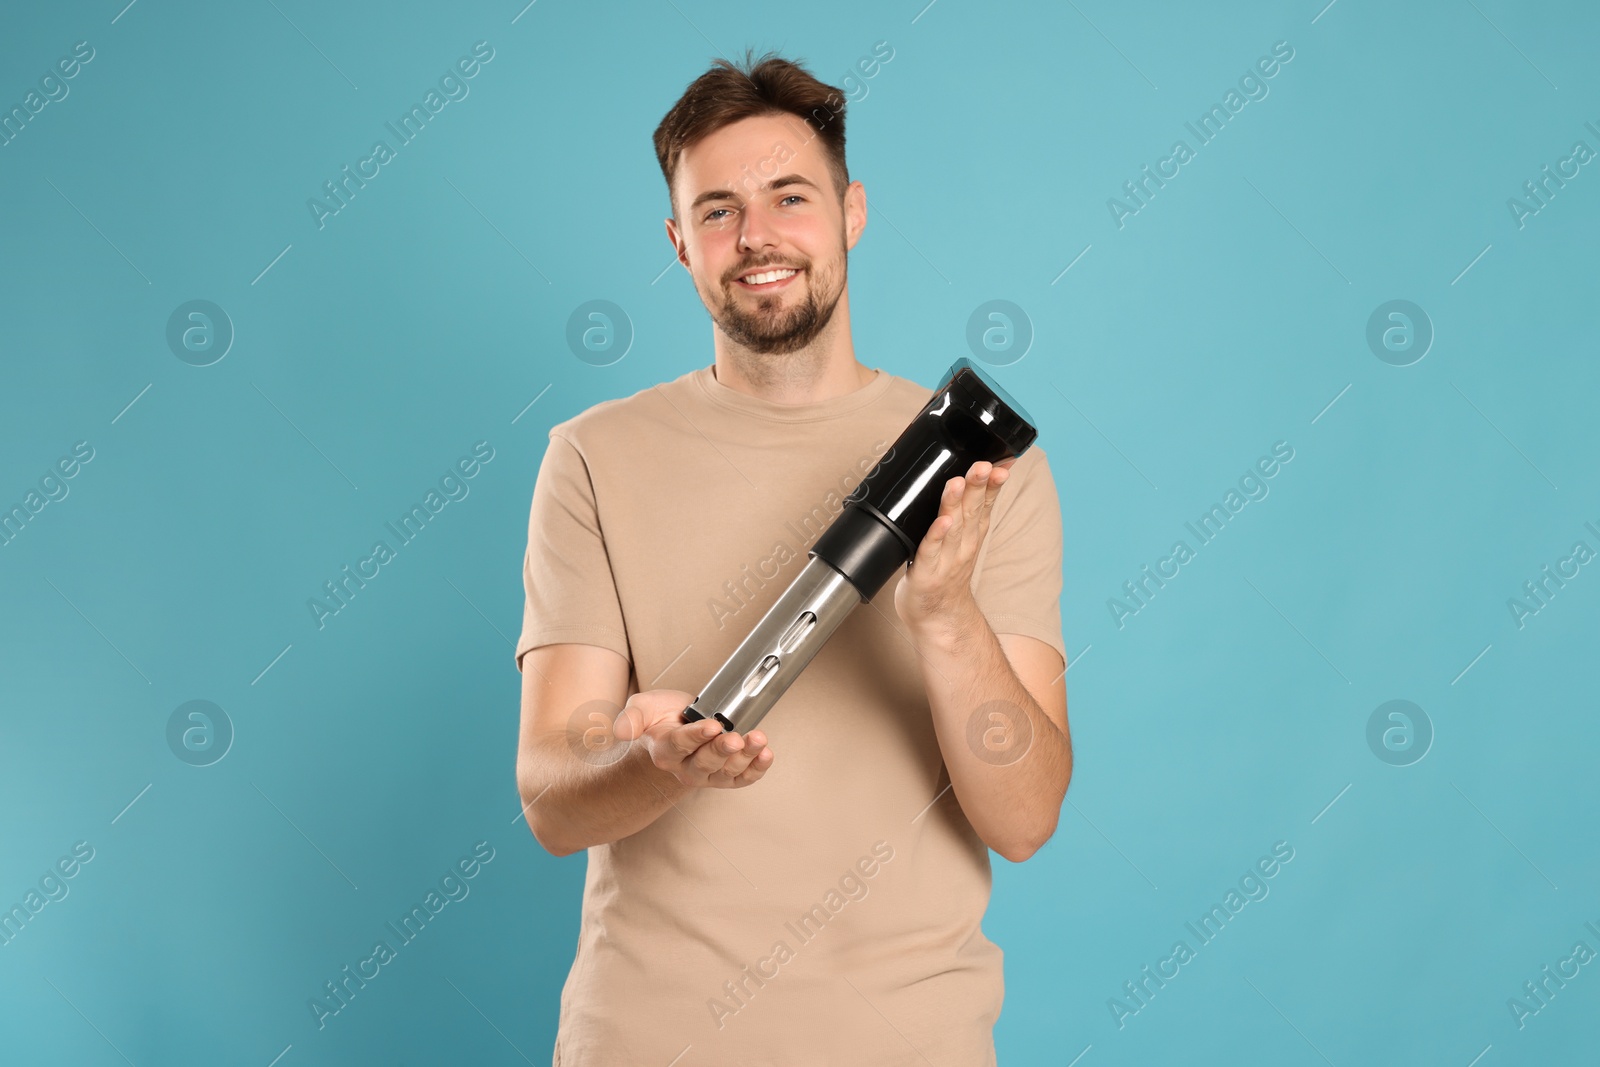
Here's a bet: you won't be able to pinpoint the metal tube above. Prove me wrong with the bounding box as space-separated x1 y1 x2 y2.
681 556 862 734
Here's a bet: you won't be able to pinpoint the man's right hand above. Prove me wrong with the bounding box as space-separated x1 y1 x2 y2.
613 690 774 789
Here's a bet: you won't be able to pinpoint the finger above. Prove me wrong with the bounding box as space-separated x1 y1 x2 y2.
939 475 964 518
979 463 1010 515
664 717 725 758
617 690 686 741
938 475 966 540
718 734 767 777
961 462 993 524
689 730 743 775
938 463 986 557
910 510 955 573
714 744 772 786
620 690 698 738
727 746 775 785
614 702 648 741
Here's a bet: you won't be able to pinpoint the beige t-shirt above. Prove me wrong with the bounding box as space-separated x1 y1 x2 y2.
516 362 1066 1067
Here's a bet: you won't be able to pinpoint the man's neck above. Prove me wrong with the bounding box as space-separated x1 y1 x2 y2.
711 313 874 406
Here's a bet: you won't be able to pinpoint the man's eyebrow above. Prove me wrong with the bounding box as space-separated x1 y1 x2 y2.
689 174 820 211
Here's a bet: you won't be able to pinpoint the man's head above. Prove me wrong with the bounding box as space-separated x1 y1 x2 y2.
655 51 866 357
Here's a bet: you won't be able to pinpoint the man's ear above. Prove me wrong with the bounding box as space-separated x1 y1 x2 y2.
664 216 690 269
843 180 867 251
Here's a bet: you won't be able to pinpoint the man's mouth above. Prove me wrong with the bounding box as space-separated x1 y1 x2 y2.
734 267 800 291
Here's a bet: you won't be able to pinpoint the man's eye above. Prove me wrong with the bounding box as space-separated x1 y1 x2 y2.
704 208 732 222
780 195 804 205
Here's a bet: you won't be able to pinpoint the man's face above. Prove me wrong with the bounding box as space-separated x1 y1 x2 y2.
665 112 866 355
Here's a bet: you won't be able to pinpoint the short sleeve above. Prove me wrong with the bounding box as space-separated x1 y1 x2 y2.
514 431 632 672
972 445 1067 667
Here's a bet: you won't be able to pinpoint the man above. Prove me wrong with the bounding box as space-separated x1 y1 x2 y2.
514 49 1072 1066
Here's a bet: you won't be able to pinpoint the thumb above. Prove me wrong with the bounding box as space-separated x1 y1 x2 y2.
614 690 697 741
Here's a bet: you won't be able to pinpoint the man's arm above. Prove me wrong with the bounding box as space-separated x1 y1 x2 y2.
515 643 776 857
912 620 1071 862
892 457 1073 863
515 643 683 857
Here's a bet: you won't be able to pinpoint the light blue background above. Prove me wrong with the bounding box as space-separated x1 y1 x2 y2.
2 0 1596 1064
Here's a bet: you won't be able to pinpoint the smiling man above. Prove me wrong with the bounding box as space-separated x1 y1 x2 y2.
514 49 1072 1066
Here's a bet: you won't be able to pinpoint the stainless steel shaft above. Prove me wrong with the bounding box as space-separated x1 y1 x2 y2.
682 556 863 734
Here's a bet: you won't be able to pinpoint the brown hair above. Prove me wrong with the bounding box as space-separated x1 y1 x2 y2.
653 48 849 220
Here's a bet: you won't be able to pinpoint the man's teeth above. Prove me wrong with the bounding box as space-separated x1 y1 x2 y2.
741 269 797 285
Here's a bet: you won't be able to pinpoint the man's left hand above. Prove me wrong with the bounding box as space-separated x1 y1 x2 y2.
893 457 1017 644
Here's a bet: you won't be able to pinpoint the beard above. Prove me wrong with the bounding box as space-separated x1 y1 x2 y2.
710 251 846 356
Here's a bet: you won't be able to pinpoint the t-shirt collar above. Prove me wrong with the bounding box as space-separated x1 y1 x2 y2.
692 362 891 423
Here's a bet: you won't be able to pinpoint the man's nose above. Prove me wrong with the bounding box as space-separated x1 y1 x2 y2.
737 202 780 253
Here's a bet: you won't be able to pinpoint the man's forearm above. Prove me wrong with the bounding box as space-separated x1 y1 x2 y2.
910 603 1071 862
518 736 688 856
